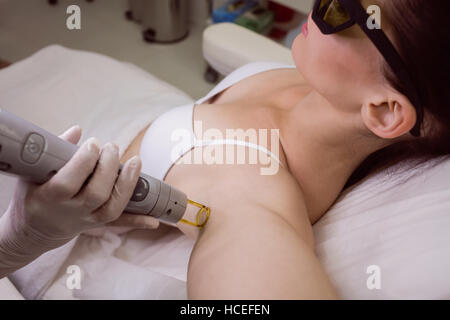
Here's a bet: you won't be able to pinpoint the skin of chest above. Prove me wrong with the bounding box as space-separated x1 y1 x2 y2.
120 68 304 164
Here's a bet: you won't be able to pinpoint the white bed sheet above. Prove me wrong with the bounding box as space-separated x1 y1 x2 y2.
314 158 450 299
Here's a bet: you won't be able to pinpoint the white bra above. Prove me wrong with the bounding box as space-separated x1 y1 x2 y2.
139 61 297 180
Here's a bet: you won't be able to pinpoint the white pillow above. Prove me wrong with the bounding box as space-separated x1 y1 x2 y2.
313 157 450 299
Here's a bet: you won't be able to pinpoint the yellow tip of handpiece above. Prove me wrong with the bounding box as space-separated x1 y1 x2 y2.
179 199 211 228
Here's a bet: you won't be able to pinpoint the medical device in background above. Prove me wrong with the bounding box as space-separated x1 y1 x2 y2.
0 109 209 227
126 0 191 43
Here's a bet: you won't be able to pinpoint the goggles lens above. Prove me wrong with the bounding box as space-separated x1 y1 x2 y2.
319 0 351 28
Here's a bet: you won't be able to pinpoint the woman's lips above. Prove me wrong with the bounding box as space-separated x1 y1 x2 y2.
302 21 308 37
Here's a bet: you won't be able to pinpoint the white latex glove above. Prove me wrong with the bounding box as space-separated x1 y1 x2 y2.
0 125 158 277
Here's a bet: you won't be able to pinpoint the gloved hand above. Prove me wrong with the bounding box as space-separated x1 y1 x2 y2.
0 125 158 277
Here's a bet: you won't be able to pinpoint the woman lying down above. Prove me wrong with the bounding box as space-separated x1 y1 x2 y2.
1 0 450 299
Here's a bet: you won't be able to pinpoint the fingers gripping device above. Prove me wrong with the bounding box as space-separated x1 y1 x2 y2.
0 109 209 227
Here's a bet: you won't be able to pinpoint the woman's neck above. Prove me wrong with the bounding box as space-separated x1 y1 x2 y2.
277 90 386 223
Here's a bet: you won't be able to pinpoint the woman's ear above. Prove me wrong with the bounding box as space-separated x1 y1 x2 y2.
361 93 417 139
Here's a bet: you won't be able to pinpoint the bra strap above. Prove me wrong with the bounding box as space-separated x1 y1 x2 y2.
194 139 283 167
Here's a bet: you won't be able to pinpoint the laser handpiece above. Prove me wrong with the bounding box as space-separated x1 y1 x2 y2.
0 109 189 226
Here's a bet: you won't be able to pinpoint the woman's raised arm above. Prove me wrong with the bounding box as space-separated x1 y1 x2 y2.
185 165 337 299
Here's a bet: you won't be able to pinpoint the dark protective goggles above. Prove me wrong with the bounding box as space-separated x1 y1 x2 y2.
312 0 423 137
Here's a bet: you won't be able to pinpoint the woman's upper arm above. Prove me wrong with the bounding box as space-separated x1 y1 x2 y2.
187 202 338 299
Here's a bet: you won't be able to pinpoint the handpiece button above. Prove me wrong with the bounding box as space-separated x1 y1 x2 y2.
21 133 45 164
131 177 150 202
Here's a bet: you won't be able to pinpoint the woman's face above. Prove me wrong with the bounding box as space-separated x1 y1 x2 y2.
291 1 388 111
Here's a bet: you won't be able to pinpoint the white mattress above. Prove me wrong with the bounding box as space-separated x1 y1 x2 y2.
1 45 449 300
